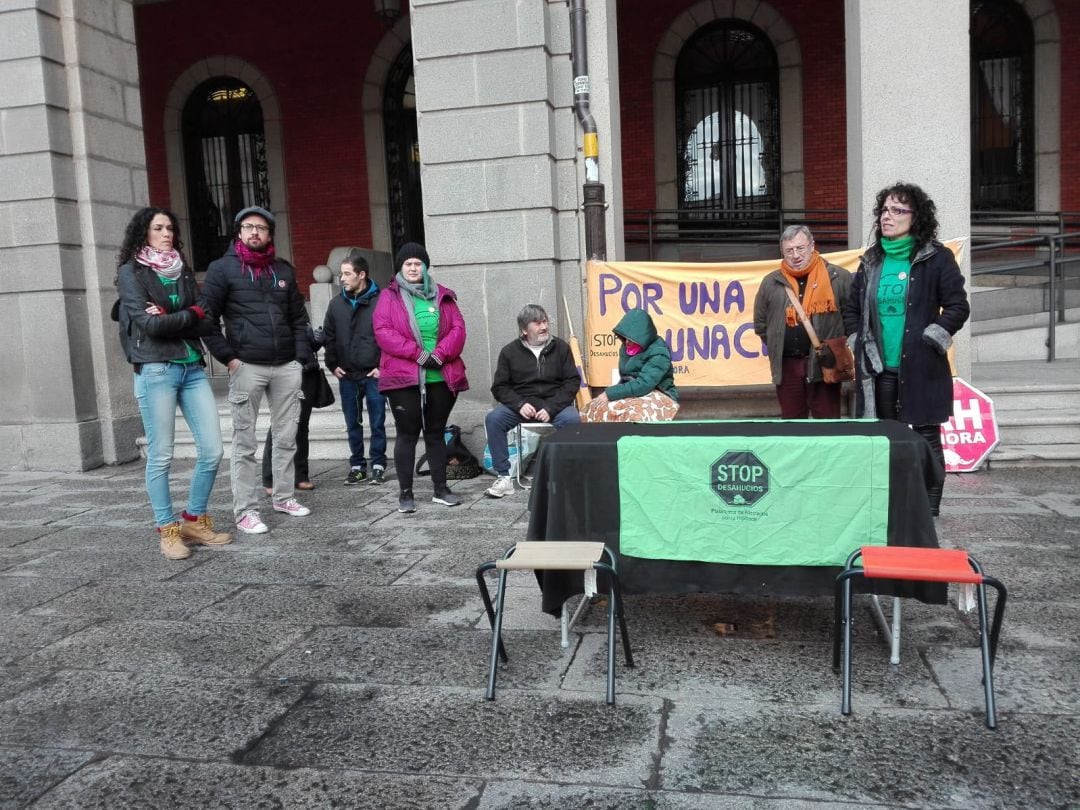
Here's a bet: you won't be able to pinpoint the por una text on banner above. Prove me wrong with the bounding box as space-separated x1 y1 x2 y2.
584 240 965 388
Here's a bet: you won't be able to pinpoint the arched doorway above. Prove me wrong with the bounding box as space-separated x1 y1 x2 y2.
675 21 780 214
971 0 1035 210
383 46 424 255
181 77 271 272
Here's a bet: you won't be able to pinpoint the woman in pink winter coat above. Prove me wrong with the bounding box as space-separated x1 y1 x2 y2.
373 242 469 513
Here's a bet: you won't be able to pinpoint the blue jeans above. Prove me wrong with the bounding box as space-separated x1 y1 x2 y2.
134 362 223 527
484 403 579 476
339 376 387 469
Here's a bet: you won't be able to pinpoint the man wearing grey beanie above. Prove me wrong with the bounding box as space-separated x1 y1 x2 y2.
201 205 313 534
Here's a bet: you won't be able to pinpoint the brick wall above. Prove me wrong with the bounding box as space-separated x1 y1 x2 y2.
616 0 847 214
135 0 390 292
135 0 1077 290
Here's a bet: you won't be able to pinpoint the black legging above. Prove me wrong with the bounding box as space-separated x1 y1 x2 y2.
262 399 313 487
875 370 945 514
385 382 457 492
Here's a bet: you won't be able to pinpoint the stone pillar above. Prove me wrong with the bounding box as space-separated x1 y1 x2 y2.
408 0 620 428
845 0 972 379
0 0 145 469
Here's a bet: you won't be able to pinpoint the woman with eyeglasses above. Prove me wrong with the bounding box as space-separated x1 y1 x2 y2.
844 182 970 516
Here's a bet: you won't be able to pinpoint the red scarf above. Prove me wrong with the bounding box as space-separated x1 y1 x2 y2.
235 239 276 280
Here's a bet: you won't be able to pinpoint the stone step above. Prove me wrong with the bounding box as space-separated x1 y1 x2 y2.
996 417 1080 446
971 282 1080 322
972 320 1080 362
989 443 1080 467
982 387 1080 413
970 305 1080 335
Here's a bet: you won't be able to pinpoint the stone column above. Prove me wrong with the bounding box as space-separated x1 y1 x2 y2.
845 0 972 378
0 0 145 469
408 0 620 428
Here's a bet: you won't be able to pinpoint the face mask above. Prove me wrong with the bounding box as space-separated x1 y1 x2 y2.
624 340 642 356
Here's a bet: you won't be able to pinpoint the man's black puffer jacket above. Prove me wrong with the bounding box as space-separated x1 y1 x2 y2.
200 243 309 366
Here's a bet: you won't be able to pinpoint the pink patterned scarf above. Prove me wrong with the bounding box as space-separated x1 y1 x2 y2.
136 246 183 280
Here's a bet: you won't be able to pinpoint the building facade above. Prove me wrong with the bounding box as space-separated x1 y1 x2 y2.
1 0 1075 469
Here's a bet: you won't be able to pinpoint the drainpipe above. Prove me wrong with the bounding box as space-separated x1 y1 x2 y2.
569 0 607 260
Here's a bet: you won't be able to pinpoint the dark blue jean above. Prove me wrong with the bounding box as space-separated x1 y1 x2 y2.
339 375 387 469
484 403 580 476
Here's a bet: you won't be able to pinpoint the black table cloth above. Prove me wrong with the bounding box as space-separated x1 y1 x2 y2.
527 420 945 614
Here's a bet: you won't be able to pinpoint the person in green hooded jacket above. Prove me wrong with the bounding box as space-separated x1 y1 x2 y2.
582 307 680 422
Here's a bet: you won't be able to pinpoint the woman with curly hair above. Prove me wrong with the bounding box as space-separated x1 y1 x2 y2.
115 207 231 558
844 182 970 516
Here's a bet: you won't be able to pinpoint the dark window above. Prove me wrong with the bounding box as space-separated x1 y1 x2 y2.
181 78 270 272
971 0 1034 210
675 21 780 213
384 46 424 255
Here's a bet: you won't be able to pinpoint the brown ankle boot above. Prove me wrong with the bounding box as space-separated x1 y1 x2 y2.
159 522 192 560
180 514 233 546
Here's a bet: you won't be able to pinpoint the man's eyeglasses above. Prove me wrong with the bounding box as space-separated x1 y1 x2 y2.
240 223 269 233
881 205 913 217
782 242 813 257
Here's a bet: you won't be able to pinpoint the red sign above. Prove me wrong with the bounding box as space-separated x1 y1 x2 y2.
940 377 999 473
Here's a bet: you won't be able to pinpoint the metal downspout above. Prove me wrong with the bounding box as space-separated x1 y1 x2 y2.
569 0 607 260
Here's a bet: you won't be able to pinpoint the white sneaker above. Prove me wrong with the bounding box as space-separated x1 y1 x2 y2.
486 476 515 498
273 498 311 517
236 510 269 534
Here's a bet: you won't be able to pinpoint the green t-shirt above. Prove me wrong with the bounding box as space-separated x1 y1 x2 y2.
876 236 914 369
412 295 444 384
158 275 200 364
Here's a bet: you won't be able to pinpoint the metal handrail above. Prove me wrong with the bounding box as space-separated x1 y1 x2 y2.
971 232 1080 362
624 207 1080 362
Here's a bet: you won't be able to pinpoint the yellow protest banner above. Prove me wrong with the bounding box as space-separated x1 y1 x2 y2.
584 241 964 388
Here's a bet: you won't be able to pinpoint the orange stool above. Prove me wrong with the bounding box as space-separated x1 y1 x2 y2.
834 546 1007 728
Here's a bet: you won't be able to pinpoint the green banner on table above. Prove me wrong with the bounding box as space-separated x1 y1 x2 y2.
617 435 890 566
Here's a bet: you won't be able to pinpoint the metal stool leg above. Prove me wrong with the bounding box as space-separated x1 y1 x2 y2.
515 424 533 489
485 569 510 700
975 581 997 729
475 563 508 664
606 571 617 705
841 571 857 715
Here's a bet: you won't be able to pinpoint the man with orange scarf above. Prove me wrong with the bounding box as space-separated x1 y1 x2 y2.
753 225 852 418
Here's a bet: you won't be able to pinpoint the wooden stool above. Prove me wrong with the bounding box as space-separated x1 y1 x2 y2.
834 546 1007 728
476 541 634 704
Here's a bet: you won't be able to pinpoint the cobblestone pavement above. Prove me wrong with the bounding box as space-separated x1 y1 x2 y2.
1 459 1077 809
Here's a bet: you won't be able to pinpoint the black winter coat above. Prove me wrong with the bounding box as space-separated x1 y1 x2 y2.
322 282 381 379
490 337 581 416
844 240 969 425
200 244 309 366
116 260 212 367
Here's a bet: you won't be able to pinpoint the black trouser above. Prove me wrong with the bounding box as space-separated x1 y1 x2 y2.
262 399 312 487
875 370 945 514
386 382 457 492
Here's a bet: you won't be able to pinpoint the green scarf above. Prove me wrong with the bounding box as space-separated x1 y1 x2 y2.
876 235 915 368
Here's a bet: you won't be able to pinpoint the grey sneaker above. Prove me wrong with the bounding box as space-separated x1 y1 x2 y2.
486 476 515 498
398 488 416 513
432 486 463 507
345 468 366 485
370 466 386 485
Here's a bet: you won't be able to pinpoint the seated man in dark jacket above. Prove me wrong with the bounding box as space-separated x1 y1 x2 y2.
485 304 581 498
